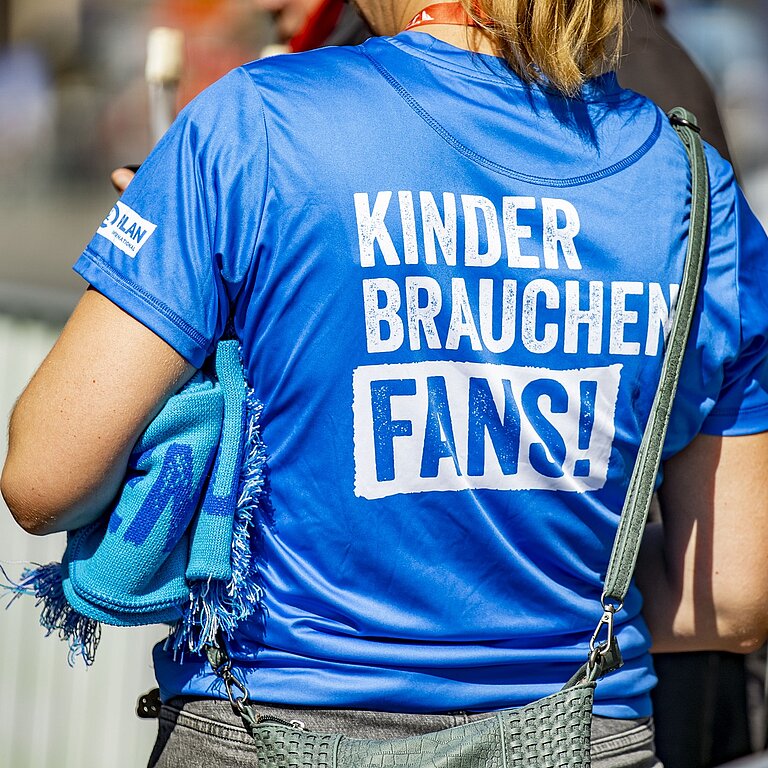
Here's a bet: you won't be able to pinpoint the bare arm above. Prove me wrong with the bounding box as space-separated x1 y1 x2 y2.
636 432 768 654
1 288 195 535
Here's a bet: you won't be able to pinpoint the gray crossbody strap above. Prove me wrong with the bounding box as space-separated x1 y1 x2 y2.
601 108 710 607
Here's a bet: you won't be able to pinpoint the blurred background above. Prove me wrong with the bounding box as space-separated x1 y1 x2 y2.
0 0 272 322
0 0 767 766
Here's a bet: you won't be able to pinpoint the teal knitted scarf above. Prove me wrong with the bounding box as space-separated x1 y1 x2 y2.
2 340 267 664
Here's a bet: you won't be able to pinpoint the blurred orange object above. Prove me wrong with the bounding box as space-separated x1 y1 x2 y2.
150 0 262 107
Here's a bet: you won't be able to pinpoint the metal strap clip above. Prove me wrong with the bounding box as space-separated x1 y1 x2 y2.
669 114 702 133
589 603 617 667
205 644 249 715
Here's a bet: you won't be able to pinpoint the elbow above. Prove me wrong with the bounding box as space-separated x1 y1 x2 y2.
1 461 60 536
2 500 50 537
2 450 115 535
716 618 768 655
734 635 767 655
718 633 766 656
710 594 768 654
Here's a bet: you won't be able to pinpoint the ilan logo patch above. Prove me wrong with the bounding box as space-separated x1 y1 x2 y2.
98 201 157 258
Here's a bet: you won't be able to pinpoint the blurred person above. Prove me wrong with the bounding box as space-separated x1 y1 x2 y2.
619 2 757 764
619 0 732 164
253 0 371 53
5 2 768 768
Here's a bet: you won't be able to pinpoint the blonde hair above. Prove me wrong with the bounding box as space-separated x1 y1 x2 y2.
463 0 624 95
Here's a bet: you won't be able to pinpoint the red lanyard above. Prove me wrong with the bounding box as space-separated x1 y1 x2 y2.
403 2 478 31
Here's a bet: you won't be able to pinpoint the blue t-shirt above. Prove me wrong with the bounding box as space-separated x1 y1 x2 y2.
74 32 768 719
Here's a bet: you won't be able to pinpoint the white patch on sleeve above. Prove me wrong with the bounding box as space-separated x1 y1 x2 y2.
97 201 157 258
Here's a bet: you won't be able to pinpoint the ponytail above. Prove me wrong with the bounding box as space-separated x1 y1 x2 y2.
463 0 624 95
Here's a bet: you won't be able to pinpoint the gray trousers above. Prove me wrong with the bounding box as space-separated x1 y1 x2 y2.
148 698 662 768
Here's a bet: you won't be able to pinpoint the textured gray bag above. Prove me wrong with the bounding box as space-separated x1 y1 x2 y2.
204 109 709 768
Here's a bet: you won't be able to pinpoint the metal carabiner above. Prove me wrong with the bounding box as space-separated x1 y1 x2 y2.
585 601 625 679
223 669 249 715
589 604 616 658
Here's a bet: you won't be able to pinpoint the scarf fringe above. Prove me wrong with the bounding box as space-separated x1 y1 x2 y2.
1 562 101 665
171 387 267 655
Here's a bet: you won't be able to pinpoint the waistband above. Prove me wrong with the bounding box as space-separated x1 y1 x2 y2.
164 696 653 744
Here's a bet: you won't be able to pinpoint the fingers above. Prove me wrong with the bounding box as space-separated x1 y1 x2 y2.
111 167 136 193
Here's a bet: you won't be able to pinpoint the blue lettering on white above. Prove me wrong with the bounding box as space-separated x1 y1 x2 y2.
96 200 157 258
371 379 415 482
353 361 621 499
466 377 520 477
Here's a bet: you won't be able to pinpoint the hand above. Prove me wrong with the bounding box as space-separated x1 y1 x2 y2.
111 167 137 193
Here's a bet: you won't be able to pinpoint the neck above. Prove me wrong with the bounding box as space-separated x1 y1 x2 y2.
409 22 500 56
361 0 501 56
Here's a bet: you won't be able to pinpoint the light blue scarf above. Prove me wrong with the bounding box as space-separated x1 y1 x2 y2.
3 340 267 664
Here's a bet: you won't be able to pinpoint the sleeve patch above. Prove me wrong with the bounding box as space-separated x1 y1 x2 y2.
97 201 158 258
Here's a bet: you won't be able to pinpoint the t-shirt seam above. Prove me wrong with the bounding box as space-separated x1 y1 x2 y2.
734 178 744 367
360 48 663 187
80 246 209 353
237 66 272 283
708 174 746 417
385 35 635 104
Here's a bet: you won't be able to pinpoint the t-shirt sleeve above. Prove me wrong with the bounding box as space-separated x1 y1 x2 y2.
701 168 768 436
74 67 268 367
